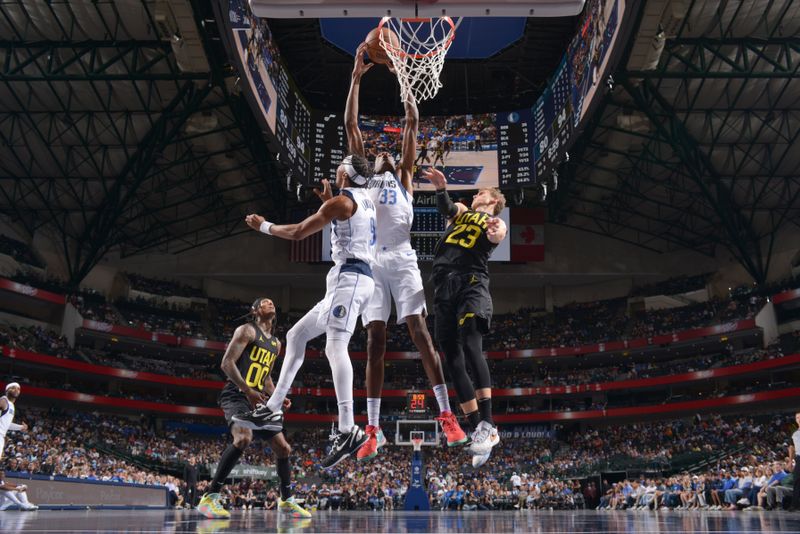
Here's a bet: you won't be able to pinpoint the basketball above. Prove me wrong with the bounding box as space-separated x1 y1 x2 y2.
365 26 400 66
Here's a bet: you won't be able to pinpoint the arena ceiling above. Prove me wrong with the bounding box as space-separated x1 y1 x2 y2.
552 0 800 284
0 0 798 287
0 0 286 286
266 15 578 115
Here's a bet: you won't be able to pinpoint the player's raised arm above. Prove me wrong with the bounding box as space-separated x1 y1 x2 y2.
398 98 419 191
245 195 355 241
423 167 468 223
345 42 372 157
486 216 507 244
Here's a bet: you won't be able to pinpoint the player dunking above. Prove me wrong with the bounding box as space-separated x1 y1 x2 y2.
423 167 507 468
234 155 377 469
343 43 466 460
0 383 28 461
197 298 310 519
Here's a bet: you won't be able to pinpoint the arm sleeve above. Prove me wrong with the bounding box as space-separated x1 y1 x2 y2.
436 189 458 218
8 423 23 431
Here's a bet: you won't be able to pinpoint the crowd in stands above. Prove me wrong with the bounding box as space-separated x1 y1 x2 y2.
2 317 792 406
630 274 710 298
0 323 221 381
0 234 43 268
2 408 183 501
209 297 254 342
2 263 793 351
69 290 121 324
3 405 797 512
115 296 206 339
6 270 68 295
0 323 71 359
125 273 205 299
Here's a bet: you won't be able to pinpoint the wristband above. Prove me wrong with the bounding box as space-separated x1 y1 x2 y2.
259 221 274 235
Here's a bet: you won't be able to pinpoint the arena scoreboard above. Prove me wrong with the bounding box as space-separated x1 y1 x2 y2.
275 64 311 181
407 391 428 416
497 109 534 188
312 111 347 183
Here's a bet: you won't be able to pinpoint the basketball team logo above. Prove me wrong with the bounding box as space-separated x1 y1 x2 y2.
332 305 347 319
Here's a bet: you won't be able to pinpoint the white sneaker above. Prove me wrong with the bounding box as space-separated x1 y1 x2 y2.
469 421 500 456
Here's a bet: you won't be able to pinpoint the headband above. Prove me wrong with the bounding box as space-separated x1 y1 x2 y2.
341 156 367 186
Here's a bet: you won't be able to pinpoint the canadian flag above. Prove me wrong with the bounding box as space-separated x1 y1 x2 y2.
511 208 545 262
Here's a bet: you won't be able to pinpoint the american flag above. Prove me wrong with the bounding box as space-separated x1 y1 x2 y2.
290 232 322 262
289 209 322 262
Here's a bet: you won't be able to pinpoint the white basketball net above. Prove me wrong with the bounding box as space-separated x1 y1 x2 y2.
378 16 457 104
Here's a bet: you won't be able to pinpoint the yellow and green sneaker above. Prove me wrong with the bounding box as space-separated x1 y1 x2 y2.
278 496 312 518
197 492 230 519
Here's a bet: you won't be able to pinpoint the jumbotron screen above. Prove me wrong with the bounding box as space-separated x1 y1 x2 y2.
312 112 504 191
226 0 626 191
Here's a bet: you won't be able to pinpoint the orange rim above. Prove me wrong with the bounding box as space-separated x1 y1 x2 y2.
377 16 456 60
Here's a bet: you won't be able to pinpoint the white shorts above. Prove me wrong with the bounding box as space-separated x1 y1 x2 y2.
315 261 376 334
0 435 4 460
362 248 427 325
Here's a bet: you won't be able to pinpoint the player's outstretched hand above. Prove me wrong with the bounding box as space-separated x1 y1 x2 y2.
245 213 265 231
283 398 292 411
487 217 501 238
422 167 447 189
352 42 374 80
313 179 333 203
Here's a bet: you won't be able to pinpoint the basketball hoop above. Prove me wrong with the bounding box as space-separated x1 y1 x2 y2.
378 16 458 104
410 430 425 451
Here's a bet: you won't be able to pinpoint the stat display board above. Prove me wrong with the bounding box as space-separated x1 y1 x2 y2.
275 64 311 181
312 111 347 183
497 109 534 187
533 58 574 182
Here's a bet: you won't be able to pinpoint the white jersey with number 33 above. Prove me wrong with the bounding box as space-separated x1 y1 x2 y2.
367 171 413 252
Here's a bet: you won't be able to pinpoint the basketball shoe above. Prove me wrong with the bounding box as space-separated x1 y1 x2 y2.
232 404 283 431
197 492 230 519
356 425 387 461
436 411 468 447
278 496 312 518
321 426 368 469
469 420 500 456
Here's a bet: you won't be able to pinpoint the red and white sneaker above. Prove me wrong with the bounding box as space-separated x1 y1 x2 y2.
356 425 386 461
436 411 468 447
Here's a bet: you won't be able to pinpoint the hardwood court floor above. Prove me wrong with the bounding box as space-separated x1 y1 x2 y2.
2 508 800 533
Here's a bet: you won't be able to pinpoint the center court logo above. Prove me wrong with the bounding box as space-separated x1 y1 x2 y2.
332 305 347 318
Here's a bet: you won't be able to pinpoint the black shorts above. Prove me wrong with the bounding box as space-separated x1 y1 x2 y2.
432 271 493 339
219 384 282 441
